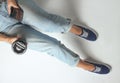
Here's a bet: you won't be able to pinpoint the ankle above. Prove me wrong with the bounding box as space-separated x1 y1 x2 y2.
77 60 95 71
70 25 83 35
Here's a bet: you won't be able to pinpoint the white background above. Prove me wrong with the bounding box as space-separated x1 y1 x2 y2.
0 0 120 83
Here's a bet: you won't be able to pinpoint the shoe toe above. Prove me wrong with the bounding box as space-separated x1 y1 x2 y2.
87 30 97 41
80 27 97 41
99 65 111 74
85 61 111 74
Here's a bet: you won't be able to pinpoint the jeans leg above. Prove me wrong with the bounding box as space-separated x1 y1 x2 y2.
18 0 72 33
5 24 80 66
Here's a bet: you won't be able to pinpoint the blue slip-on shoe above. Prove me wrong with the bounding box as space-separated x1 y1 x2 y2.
75 25 98 41
85 61 111 74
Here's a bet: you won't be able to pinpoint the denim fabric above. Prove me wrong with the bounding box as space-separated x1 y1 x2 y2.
0 1 80 66
5 24 80 66
18 0 72 33
0 2 19 32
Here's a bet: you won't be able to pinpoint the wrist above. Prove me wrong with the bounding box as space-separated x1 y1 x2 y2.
0 33 18 44
5 37 12 43
7 37 18 44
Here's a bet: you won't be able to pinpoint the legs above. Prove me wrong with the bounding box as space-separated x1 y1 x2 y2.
5 24 80 66
9 0 109 74
5 24 110 74
18 0 71 33
17 0 97 41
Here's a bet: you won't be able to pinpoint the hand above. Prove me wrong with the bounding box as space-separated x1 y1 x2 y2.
7 0 19 14
7 0 23 21
0 33 20 44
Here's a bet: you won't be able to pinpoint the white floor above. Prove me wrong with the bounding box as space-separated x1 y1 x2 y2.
0 0 120 83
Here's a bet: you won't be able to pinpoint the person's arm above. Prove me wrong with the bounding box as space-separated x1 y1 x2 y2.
0 33 18 44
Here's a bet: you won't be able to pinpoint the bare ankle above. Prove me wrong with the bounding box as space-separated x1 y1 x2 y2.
69 25 82 35
77 60 95 71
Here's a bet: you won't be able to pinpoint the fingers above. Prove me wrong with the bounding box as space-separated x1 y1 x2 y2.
7 0 23 21
7 6 11 15
7 5 18 15
7 3 19 15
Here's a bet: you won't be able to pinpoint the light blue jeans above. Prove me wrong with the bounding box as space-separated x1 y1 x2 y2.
1 0 80 66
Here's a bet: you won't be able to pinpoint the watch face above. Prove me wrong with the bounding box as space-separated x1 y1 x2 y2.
12 39 27 55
